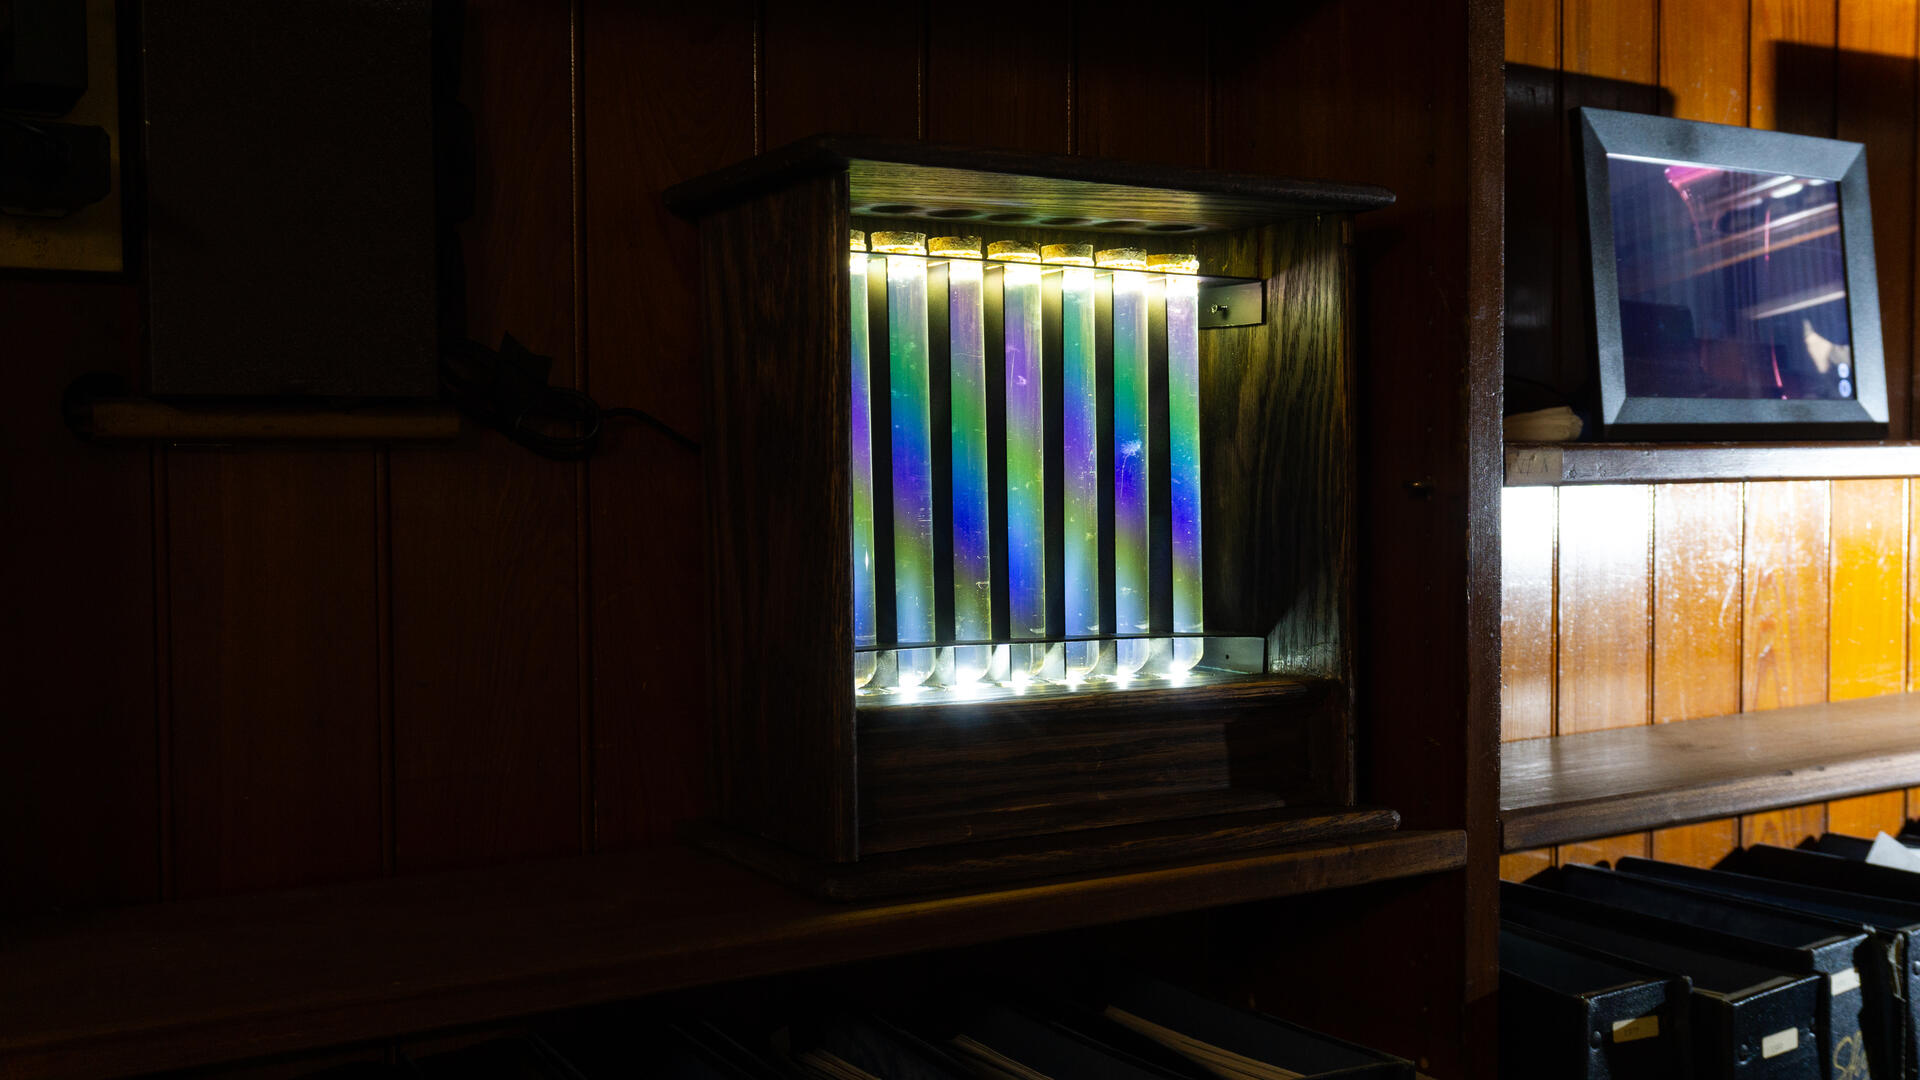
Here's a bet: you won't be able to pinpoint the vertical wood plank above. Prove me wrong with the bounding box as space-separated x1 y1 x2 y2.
1741 802 1828 849
762 2 920 146
1500 849 1555 883
1837 0 1917 438
1075 1 1208 165
583 2 755 849
1558 0 1660 396
1742 480 1830 848
1501 487 1556 742
168 451 383 897
1507 0 1559 65
1830 791 1906 838
1652 820 1740 868
1830 478 1907 700
1743 481 1831 711
1504 0 1562 395
1560 831 1651 868
925 7 1069 152
1565 0 1659 80
1651 484 1743 724
1751 0 1836 137
1661 0 1750 126
1557 485 1651 735
0 281 157 915
386 0 583 875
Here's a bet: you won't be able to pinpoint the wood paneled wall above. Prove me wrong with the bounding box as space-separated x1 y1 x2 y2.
5 0 1491 935
1500 0 1920 881
1499 476 1918 881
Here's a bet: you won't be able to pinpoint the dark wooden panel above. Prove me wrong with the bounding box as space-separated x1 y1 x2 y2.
1502 692 1920 850
924 7 1069 153
761 1 920 146
141 0 437 398
1202 219 1350 682
0 281 158 916
1830 478 1907 701
167 450 383 896
1507 441 1920 484
388 0 583 874
858 679 1336 851
0 832 1467 1079
1074 2 1208 167
582 1 754 850
1501 487 1556 741
1556 484 1650 735
698 175 855 861
1835 2 1916 438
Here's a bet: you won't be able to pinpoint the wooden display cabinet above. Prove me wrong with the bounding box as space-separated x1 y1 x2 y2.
666 137 1400 897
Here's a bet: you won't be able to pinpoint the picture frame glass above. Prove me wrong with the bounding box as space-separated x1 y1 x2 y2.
1607 154 1856 403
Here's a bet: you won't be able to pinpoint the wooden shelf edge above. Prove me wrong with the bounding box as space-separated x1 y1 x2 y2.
2 832 1465 1079
1500 693 1920 851
1505 441 1920 486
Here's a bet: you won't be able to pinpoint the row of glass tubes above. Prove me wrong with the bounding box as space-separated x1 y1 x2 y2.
851 229 1204 694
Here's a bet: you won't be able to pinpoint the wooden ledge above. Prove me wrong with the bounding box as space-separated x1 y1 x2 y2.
2 833 1464 1079
1505 441 1920 486
1502 692 1920 851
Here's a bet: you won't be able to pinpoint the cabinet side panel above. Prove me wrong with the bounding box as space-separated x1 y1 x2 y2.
1202 218 1350 684
702 175 857 861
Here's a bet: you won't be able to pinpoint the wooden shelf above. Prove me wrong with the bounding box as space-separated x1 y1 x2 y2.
1505 441 1920 486
1 832 1464 1079
1501 693 1920 851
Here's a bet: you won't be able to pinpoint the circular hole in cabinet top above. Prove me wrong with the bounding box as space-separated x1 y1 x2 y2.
926 207 979 218
866 204 920 215
1147 222 1202 232
985 212 1028 223
1038 216 1090 226
1093 220 1144 230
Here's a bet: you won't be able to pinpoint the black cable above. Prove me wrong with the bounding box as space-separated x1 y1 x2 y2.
441 334 699 461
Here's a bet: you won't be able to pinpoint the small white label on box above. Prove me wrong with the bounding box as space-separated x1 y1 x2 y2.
1763 1027 1800 1059
1832 968 1862 996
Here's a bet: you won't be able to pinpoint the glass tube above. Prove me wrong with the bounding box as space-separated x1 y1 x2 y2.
1101 248 1152 675
934 237 991 684
849 231 878 689
1153 253 1204 673
874 231 936 688
1045 243 1101 681
992 240 1048 680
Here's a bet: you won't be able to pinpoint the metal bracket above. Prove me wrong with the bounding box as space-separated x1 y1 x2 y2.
1197 279 1265 328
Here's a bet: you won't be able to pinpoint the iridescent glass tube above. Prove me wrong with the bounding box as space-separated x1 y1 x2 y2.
992 240 1047 680
874 232 935 687
1152 253 1203 673
1045 243 1100 681
849 231 878 689
1101 248 1151 675
934 236 991 683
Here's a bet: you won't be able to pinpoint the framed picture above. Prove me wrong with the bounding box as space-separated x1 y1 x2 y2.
1577 107 1888 439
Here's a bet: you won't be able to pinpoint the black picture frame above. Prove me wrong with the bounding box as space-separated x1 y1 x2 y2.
1577 107 1888 439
